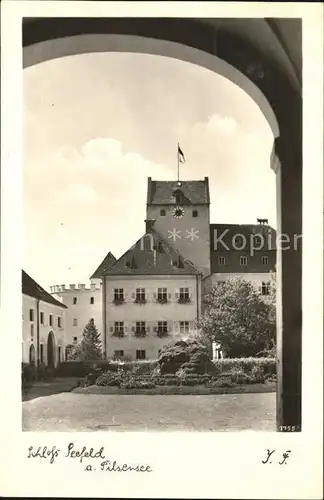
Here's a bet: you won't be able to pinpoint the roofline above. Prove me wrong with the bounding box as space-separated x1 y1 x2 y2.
23 291 68 309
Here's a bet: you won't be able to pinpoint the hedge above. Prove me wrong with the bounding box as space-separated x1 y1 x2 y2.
212 357 276 376
57 360 158 378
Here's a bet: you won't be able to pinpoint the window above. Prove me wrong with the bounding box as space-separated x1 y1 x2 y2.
135 288 146 303
58 346 62 364
135 321 146 336
262 256 269 265
30 324 34 338
73 336 77 344
157 287 168 303
40 344 44 363
136 349 146 360
114 350 124 359
90 297 94 304
240 256 248 266
73 318 77 326
261 282 270 296
180 321 189 334
58 317 62 328
157 321 168 334
40 312 44 324
29 309 34 321
114 288 124 303
192 210 198 218
178 287 190 303
114 321 124 336
160 209 166 216
218 256 226 266
49 314 53 327
73 297 77 305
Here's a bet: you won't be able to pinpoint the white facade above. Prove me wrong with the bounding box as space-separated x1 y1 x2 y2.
22 293 67 367
51 282 102 347
104 274 200 360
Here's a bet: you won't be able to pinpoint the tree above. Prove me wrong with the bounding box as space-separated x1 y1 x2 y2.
197 277 276 358
75 318 102 361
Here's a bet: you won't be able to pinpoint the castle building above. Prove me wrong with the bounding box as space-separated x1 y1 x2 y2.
22 270 67 367
50 176 276 361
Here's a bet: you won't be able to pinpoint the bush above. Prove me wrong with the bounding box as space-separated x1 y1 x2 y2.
250 365 266 384
22 363 36 385
95 371 121 387
208 377 235 388
120 375 156 390
180 374 210 386
229 369 253 385
158 339 215 375
213 357 276 377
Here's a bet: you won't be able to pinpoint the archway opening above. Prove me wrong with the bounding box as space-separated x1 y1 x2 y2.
29 344 35 365
47 331 55 368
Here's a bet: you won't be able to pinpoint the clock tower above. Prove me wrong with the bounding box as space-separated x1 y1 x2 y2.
146 177 211 276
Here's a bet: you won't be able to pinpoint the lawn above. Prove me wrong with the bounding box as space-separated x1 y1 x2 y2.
22 392 275 431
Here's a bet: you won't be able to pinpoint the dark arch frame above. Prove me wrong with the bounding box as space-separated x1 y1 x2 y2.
22 17 302 431
47 331 56 369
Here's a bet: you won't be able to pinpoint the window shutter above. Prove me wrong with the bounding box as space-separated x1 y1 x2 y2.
153 292 157 300
124 326 128 334
167 321 172 333
132 325 135 333
146 326 150 333
109 327 114 333
168 293 172 300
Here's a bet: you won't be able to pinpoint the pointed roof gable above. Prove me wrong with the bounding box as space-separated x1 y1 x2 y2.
22 270 67 309
147 177 210 205
90 251 117 279
102 230 200 276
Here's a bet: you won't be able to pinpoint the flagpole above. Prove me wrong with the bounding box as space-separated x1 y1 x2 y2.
177 142 179 182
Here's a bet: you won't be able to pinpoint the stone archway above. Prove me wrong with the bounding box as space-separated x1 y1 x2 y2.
47 331 56 368
22 18 302 430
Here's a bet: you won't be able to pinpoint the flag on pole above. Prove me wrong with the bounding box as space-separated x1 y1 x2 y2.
178 144 186 163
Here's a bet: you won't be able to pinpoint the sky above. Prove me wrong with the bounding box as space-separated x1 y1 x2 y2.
24 52 275 290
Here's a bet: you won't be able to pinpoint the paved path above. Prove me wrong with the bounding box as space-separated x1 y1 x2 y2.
22 392 275 431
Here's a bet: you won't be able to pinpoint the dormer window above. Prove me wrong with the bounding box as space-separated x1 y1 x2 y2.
173 189 183 205
160 209 166 216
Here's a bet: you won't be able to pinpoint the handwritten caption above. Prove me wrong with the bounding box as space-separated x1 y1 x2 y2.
27 442 153 473
262 449 291 465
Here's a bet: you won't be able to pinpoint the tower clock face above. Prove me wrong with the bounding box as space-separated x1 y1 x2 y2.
172 206 185 219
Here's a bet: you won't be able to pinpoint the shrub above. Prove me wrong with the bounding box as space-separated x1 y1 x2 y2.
22 363 36 385
229 369 253 385
95 371 121 387
250 365 266 384
120 376 156 389
208 377 235 388
213 357 276 377
180 374 210 386
130 360 158 375
158 339 214 375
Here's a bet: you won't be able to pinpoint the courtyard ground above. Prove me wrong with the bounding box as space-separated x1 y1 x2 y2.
22 392 275 431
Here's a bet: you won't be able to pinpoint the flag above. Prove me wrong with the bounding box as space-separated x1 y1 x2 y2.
178 144 185 163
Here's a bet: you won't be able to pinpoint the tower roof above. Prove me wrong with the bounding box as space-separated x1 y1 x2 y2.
102 230 200 276
147 177 210 205
90 251 117 279
22 270 67 309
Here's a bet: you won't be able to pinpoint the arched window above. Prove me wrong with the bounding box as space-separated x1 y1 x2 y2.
90 297 94 304
30 324 34 338
29 344 35 365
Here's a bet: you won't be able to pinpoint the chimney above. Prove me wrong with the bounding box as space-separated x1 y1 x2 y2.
145 218 156 232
